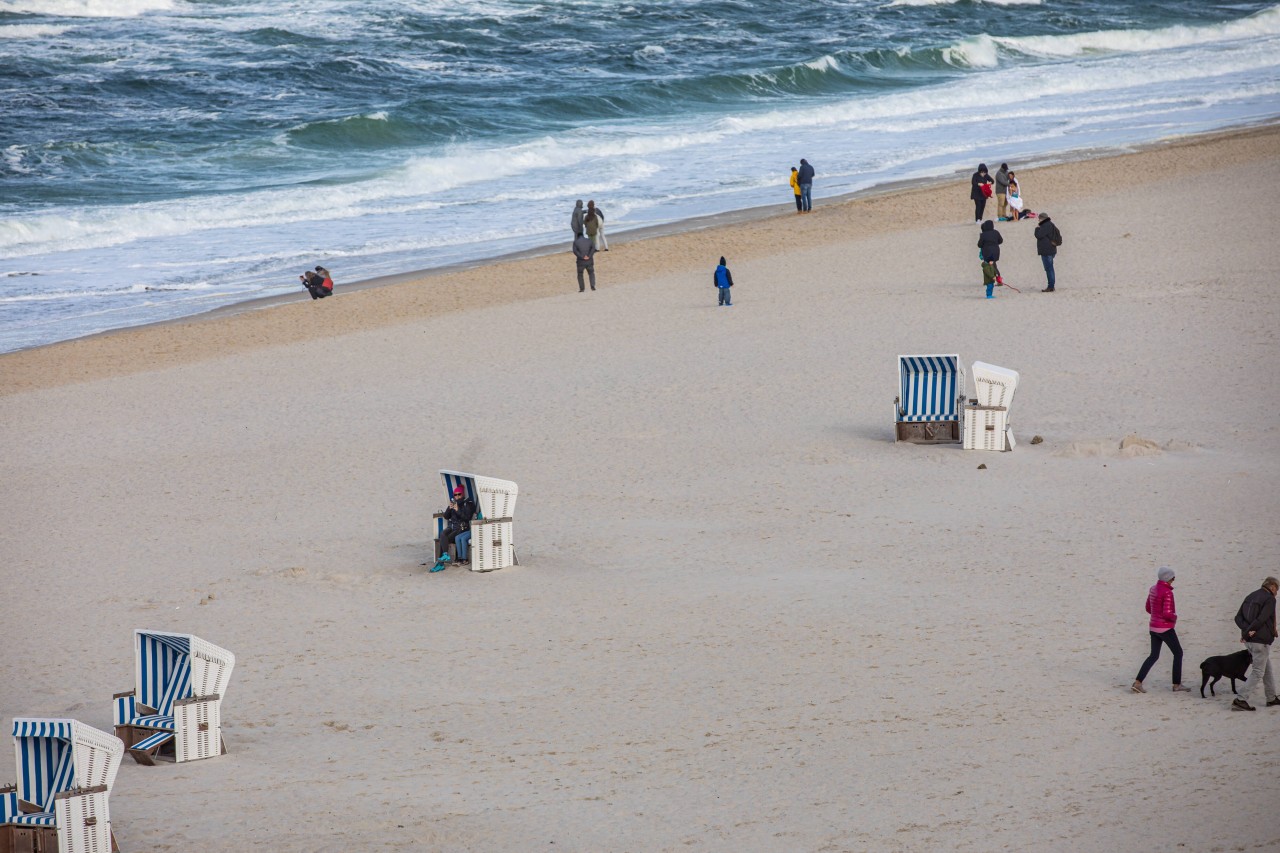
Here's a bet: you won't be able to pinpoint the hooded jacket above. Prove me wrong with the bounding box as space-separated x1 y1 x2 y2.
798 160 815 184
1145 580 1177 632
1238 586 1277 645
1034 216 1061 256
977 220 1002 263
571 201 585 236
971 165 991 201
714 257 733 289
789 170 800 195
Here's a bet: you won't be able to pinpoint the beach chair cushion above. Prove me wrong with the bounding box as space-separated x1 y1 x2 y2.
12 811 57 826
128 714 175 731
897 355 962 421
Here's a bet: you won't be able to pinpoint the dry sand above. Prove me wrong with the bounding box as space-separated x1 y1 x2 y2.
2 126 1279 851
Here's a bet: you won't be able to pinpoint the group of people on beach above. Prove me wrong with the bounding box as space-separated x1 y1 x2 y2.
972 162 1063 295
789 159 815 213
1131 569 1278 712
300 266 333 299
570 200 609 293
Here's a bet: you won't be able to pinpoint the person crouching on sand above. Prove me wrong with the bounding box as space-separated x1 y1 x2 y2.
714 256 734 306
301 268 333 300
1132 566 1190 694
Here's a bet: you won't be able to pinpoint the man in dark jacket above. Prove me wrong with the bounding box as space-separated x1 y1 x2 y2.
994 163 1011 220
573 234 597 292
1233 576 1279 711
977 220 1003 299
1034 214 1062 292
571 199 585 238
797 159 815 212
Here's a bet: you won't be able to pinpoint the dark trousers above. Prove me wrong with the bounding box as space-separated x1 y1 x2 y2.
438 527 467 558
794 194 802 211
305 283 331 299
974 197 987 221
1041 254 1056 289
1136 629 1183 684
577 264 596 291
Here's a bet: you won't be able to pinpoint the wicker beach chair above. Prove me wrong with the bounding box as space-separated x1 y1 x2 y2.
112 630 235 766
894 354 965 443
1 717 123 853
433 470 519 572
963 361 1020 452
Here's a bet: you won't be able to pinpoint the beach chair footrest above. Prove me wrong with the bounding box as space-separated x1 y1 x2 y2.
127 730 174 765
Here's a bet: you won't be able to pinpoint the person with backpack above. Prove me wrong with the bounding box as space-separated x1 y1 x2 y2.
1232 576 1279 711
1034 214 1062 292
1131 567 1190 694
713 256 734 306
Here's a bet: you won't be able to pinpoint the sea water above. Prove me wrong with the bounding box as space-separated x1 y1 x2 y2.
2 0 1279 352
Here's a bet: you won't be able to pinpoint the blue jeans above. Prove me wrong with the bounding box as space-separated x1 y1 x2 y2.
455 530 471 561
717 286 731 305
800 183 812 211
1041 254 1056 289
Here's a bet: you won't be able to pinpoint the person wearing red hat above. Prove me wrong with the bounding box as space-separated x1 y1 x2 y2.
438 485 476 565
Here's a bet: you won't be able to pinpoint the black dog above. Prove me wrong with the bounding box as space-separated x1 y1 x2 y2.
1200 649 1252 697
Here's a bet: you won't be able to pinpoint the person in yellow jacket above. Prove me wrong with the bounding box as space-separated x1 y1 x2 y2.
789 166 802 213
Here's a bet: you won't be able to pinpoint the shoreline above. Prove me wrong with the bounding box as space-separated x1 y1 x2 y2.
2 119 1278 397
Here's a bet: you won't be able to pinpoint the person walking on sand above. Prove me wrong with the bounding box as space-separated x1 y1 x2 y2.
714 256 734 306
573 233 597 292
971 163 992 223
797 158 815 212
585 200 608 251
789 166 802 213
1034 213 1062 292
571 199 585 238
977 220 1003 299
994 163 1011 221
1132 567 1190 694
1231 576 1279 711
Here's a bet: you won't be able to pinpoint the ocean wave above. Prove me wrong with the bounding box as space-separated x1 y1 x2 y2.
0 23 69 36
0 281 215 303
0 0 175 17
942 5 1280 68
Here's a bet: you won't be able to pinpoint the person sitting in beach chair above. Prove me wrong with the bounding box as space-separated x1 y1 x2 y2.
438 485 476 564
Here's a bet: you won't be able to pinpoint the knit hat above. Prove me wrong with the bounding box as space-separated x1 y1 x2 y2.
453 486 465 495
1157 566 1175 582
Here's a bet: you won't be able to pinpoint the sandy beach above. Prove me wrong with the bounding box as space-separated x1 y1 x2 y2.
2 125 1279 851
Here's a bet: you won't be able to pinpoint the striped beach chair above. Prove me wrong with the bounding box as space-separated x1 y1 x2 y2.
433 470 519 572
112 630 235 766
894 354 965 443
1 718 123 853
963 361 1020 452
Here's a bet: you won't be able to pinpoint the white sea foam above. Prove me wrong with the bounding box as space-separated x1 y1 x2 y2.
805 55 840 72
0 0 175 17
944 5 1280 68
0 23 69 37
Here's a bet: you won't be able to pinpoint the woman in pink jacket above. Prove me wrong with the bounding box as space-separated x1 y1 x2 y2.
1132 566 1190 693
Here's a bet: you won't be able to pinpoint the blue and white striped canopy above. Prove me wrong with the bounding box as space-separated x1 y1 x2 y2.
897 355 961 422
136 630 193 715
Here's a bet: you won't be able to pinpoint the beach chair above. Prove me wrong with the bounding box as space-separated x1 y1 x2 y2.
111 630 235 766
1 717 123 853
894 355 965 443
963 361 1020 452
433 470 519 572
